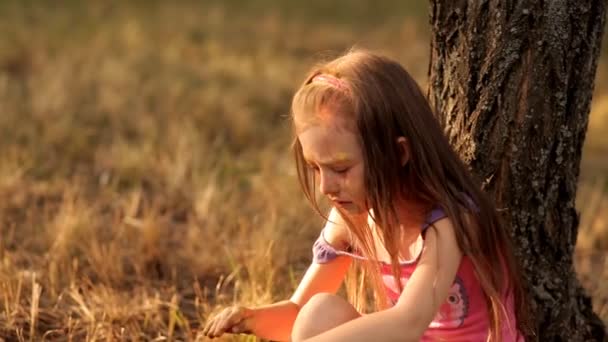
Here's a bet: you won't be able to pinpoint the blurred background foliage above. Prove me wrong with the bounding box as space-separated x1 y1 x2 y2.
0 1 606 340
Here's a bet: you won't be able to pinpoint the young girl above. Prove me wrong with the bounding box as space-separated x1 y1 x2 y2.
203 49 532 341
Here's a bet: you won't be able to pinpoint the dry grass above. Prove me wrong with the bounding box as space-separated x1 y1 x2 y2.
0 1 606 340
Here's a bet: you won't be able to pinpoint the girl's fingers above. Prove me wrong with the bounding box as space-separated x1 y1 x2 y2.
211 318 227 337
223 309 243 328
207 312 227 338
203 319 215 337
202 307 252 338
203 312 223 337
202 316 215 336
215 309 241 336
203 308 223 336
210 313 229 338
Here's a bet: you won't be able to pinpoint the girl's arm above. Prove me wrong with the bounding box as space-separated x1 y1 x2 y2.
246 256 352 341
300 217 463 342
290 207 354 306
209 207 353 341
239 300 299 341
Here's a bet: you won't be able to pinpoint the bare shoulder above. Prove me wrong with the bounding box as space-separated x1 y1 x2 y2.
322 207 353 251
426 210 476 240
422 216 462 262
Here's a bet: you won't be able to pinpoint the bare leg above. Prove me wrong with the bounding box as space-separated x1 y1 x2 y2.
291 293 361 341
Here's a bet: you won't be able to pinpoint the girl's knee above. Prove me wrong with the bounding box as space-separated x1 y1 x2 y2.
300 293 357 321
292 293 360 341
305 293 341 310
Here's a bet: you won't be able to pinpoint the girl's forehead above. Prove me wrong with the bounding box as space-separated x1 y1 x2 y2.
297 123 361 161
294 106 355 134
297 121 356 145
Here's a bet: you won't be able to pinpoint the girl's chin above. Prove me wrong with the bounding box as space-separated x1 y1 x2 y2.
336 202 365 214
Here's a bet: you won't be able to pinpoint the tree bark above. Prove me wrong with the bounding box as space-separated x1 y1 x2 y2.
427 0 607 341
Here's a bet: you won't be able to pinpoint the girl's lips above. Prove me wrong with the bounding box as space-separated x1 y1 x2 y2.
335 200 352 205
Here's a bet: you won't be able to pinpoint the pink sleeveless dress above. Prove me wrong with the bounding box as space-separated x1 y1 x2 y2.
312 208 523 341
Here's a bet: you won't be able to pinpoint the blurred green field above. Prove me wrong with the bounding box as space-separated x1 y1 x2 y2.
0 1 606 340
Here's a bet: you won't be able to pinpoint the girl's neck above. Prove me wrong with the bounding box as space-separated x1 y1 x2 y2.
393 195 433 230
362 196 433 263
362 196 433 231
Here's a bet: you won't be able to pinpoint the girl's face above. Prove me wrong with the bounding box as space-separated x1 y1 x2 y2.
297 112 367 215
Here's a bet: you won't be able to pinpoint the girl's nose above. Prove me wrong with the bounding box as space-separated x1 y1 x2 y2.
319 170 339 196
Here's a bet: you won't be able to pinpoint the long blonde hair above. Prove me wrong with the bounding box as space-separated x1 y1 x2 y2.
290 49 533 341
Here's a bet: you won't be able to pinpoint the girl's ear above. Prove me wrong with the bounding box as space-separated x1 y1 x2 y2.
396 137 410 166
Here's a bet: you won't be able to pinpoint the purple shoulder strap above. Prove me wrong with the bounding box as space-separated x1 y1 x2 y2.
312 229 366 264
421 207 447 230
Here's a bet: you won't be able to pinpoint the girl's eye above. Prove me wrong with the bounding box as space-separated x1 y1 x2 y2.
334 167 349 174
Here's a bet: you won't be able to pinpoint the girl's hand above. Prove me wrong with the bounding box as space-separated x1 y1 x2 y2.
202 306 255 339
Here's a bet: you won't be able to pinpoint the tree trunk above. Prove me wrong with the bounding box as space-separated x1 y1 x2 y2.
427 0 607 341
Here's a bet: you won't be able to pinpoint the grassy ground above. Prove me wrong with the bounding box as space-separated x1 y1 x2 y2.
0 1 606 340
